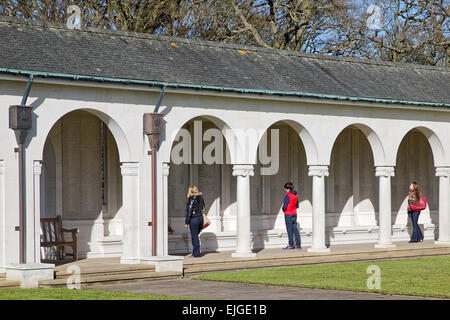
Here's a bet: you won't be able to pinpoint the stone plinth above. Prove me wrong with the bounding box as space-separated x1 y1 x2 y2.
140 256 183 273
6 263 55 288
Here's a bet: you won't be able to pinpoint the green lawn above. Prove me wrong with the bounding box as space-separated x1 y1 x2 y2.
0 288 187 300
199 256 450 298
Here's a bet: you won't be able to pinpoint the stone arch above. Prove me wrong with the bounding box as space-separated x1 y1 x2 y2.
393 126 445 167
256 119 318 165
39 107 131 163
162 114 237 165
328 123 385 166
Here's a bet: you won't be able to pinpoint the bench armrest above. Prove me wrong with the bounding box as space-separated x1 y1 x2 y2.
62 228 78 241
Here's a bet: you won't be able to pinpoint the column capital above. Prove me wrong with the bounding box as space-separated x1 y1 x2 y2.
162 162 170 176
375 166 395 177
308 165 329 177
436 166 450 177
33 160 42 175
232 164 254 177
120 162 139 176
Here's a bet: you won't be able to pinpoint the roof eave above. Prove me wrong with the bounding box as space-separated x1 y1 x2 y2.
1 67 449 108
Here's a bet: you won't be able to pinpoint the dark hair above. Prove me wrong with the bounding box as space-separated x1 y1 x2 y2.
284 182 294 190
410 181 421 205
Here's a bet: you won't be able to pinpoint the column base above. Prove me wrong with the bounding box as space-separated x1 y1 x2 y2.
374 243 396 249
231 251 257 258
434 240 450 246
307 247 330 253
120 257 140 264
140 256 183 273
6 263 55 288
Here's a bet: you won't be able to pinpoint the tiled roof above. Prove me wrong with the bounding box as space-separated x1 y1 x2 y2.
0 16 449 105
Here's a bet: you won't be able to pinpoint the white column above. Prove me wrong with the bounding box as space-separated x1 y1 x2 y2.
162 163 170 256
31 161 42 263
436 167 450 245
0 160 5 270
375 166 396 248
120 162 140 264
231 164 256 258
308 166 330 253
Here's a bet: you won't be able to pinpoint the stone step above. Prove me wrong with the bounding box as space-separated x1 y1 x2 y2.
0 280 20 289
182 246 450 276
40 271 181 288
54 264 156 279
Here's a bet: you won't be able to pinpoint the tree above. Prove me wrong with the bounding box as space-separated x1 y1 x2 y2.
347 0 449 65
0 0 448 65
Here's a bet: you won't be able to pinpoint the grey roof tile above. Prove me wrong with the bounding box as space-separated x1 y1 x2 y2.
0 16 449 105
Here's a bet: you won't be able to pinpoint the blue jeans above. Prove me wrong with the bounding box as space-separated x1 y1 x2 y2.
189 215 203 257
409 211 424 242
284 214 301 248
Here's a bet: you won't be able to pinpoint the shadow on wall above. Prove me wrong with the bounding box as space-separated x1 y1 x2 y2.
326 127 378 241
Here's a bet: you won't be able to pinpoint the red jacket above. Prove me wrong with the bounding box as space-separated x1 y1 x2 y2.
409 196 427 212
283 190 299 215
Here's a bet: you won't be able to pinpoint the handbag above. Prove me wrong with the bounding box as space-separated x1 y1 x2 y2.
409 196 427 212
202 213 210 230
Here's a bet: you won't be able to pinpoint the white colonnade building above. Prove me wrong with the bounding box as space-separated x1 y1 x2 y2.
0 16 449 274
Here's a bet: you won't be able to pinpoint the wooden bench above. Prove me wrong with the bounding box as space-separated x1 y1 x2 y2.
40 215 78 261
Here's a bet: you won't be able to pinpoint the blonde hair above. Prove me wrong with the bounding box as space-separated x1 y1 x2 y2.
187 185 202 198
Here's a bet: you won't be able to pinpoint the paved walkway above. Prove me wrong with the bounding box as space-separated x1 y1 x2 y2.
86 278 439 300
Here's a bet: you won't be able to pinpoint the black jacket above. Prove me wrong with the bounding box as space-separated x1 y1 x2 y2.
185 195 205 224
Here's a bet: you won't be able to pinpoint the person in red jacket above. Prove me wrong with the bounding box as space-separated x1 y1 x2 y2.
282 182 301 250
407 181 426 243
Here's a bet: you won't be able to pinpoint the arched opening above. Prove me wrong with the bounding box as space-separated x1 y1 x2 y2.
41 110 123 261
167 116 233 255
250 121 311 249
392 129 438 240
327 125 378 244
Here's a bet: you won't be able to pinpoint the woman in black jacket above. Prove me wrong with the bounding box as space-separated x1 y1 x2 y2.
185 185 205 257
